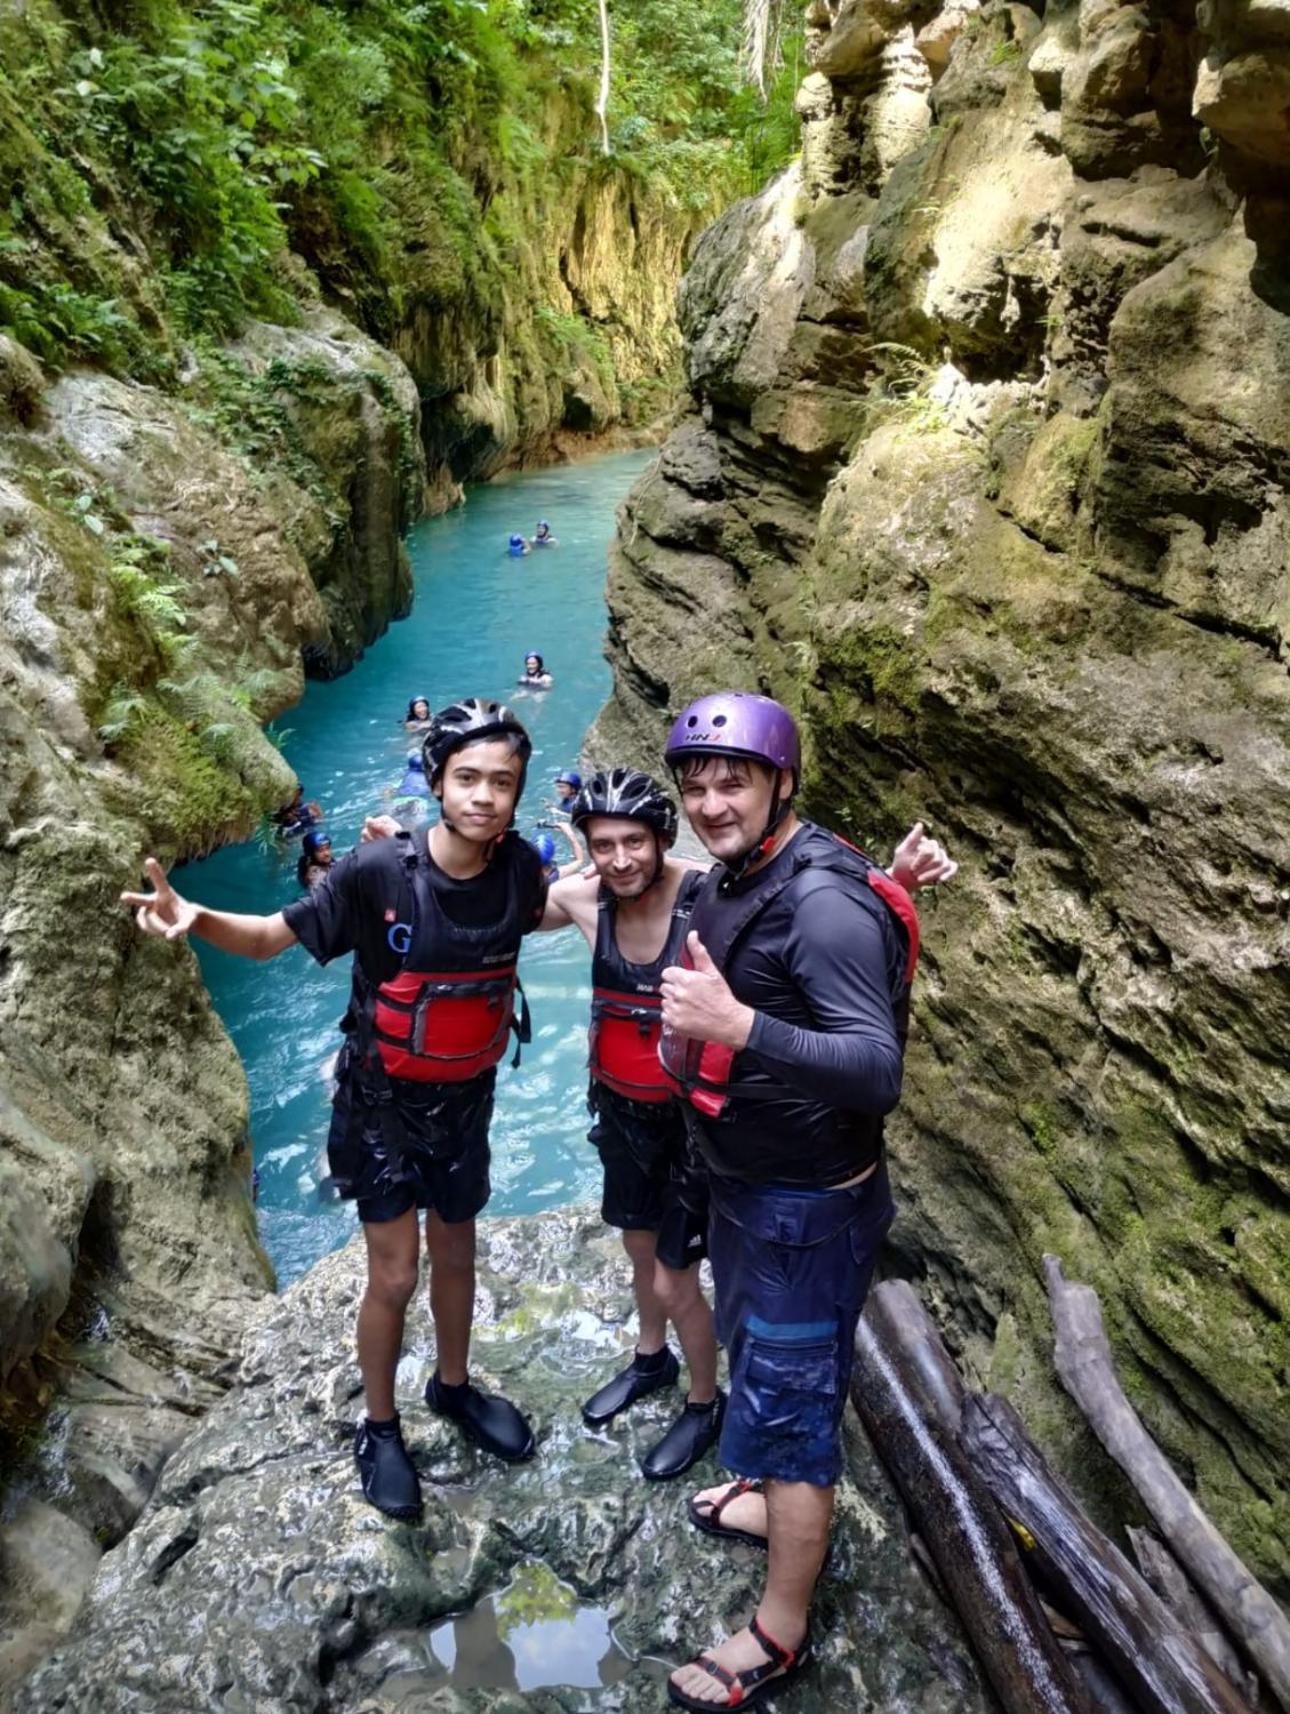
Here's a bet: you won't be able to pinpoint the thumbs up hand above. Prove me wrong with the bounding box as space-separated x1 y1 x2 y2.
660 931 755 1050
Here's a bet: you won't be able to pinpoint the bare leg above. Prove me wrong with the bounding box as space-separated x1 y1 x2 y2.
424 1211 476 1386
621 1227 668 1353
669 1480 828 1703
357 1212 421 1418
654 1260 717 1404
761 1480 832 1640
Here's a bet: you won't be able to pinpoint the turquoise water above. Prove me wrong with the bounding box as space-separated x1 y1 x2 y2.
180 450 654 1285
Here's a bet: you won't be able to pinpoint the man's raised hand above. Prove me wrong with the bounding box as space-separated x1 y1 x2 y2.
120 857 199 941
890 822 958 893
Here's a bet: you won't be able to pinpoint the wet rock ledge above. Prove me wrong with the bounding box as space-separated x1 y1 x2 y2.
13 1210 990 1714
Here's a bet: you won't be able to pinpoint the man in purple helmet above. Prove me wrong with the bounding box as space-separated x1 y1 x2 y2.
658 690 932 1712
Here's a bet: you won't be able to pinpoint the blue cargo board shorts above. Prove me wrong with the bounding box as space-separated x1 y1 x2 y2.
709 1158 895 1488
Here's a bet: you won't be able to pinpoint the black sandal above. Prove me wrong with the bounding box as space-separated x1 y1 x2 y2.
668 1615 811 1710
687 1477 768 1551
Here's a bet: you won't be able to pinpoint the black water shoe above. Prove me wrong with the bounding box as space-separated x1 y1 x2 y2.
641 1390 726 1482
354 1415 422 1520
581 1346 680 1427
426 1372 536 1463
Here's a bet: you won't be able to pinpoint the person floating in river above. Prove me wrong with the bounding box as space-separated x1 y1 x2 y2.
507 533 530 558
517 652 553 691
296 828 334 891
531 519 557 548
529 820 585 884
122 698 550 1522
657 692 943 1712
404 695 431 731
272 783 324 842
553 769 581 810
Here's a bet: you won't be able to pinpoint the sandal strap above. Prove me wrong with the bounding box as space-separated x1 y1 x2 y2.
748 1615 796 1669
708 1477 763 1527
695 1654 737 1691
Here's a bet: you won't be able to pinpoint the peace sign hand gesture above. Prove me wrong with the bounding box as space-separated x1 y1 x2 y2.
120 857 199 942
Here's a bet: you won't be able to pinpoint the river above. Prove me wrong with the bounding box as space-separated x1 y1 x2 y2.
180 449 655 1285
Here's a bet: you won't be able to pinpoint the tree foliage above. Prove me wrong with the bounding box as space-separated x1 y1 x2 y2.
0 0 805 371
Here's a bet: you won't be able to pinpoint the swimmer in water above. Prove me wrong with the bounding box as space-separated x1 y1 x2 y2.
405 695 432 731
554 769 581 811
508 533 530 558
531 520 557 547
529 820 586 884
296 828 333 891
517 651 553 690
273 783 324 842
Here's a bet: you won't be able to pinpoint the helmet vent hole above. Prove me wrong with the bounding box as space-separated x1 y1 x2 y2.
686 715 698 728
713 713 727 727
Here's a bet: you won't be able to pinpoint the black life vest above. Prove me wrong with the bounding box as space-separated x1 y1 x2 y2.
658 826 919 1120
354 830 535 1085
589 869 707 1104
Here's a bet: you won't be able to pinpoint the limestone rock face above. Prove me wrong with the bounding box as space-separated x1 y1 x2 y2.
595 0 1290 1594
0 305 424 1701
14 1212 991 1714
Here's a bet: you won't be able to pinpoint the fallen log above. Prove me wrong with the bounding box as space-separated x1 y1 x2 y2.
1045 1256 1290 1713
1072 1646 1149 1714
1128 1528 1257 1701
852 1317 1094 1714
865 1280 967 1433
963 1390 1257 1714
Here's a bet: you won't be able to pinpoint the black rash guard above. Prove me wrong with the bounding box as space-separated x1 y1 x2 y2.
687 824 905 1188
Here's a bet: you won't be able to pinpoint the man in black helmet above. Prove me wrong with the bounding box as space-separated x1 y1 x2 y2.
541 769 725 1479
122 699 549 1522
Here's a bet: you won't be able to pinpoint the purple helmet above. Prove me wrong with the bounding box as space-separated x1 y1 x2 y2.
664 692 800 781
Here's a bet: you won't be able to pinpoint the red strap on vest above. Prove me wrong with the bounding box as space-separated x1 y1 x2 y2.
866 869 920 984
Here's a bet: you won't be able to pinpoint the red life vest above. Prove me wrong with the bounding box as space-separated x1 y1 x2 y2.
658 827 919 1119
588 869 706 1104
357 832 536 1084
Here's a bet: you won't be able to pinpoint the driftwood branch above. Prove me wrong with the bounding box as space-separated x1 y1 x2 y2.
852 1314 1094 1714
1045 1255 1290 1713
1128 1528 1257 1700
963 1390 1257 1714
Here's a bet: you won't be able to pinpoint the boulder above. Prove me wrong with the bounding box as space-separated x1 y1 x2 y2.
13 1212 993 1714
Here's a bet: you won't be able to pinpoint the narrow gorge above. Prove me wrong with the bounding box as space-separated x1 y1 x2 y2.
1 0 1287 1705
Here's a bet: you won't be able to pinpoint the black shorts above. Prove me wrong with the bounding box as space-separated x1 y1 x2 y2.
327 1055 495 1226
588 1085 709 1268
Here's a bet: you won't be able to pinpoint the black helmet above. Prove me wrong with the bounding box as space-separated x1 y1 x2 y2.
571 768 678 844
423 698 532 789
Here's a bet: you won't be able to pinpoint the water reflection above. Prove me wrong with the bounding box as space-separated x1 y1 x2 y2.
427 1563 632 1691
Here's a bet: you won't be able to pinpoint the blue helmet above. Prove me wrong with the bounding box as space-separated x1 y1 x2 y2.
509 533 525 548
555 769 581 790
532 831 557 864
301 827 331 857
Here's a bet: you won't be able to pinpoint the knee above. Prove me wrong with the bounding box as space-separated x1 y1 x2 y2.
426 1223 476 1277
366 1257 420 1310
654 1261 698 1315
